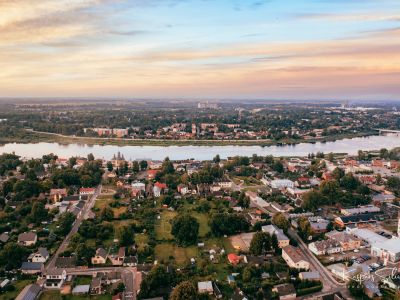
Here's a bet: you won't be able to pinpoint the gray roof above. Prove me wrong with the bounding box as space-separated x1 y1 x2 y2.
95 248 108 259
21 262 43 271
37 247 49 258
16 284 41 300
72 284 90 294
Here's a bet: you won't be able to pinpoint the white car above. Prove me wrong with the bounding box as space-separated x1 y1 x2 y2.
354 249 359 253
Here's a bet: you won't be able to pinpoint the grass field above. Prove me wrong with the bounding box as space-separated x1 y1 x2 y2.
155 210 177 240
40 291 112 300
135 233 149 250
192 212 210 237
154 243 199 265
95 197 127 218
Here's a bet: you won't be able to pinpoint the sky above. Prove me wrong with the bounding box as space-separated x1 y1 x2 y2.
0 0 399 100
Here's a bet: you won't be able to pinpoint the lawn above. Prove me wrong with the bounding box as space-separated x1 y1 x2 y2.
135 233 149 250
40 291 112 300
95 198 127 218
74 276 92 285
0 279 35 300
192 212 210 237
154 243 199 266
155 210 177 241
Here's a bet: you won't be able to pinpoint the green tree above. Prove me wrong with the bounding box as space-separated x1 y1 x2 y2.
272 213 290 231
170 281 198 300
132 161 140 173
320 180 340 204
100 207 114 221
107 161 113 172
30 201 48 224
118 226 134 247
140 160 148 170
171 214 199 246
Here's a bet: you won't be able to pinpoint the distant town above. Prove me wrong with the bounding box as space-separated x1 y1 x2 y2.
1 100 400 146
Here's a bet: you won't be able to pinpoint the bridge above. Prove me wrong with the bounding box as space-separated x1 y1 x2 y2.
374 129 400 136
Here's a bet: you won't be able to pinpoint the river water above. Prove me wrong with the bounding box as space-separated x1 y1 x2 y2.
0 135 399 160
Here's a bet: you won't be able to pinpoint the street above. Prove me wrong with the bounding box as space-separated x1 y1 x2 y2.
46 185 102 270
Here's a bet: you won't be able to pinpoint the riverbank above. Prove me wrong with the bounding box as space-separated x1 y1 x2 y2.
0 128 377 147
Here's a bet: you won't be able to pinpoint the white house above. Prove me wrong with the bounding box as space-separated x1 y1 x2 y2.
44 269 67 289
131 182 146 191
28 247 49 263
270 179 294 190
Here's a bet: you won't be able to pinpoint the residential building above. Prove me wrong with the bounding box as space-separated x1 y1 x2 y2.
20 262 44 275
44 269 67 289
340 205 380 216
198 281 214 295
334 213 378 228
299 271 320 281
28 247 49 263
79 187 95 196
49 188 67 203
282 245 310 270
272 283 296 300
18 232 37 246
325 230 361 251
262 225 290 248
91 248 108 265
308 240 342 256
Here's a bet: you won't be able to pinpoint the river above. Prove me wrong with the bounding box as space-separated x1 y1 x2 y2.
0 135 399 160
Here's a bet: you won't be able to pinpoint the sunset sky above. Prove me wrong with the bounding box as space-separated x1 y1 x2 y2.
1 0 399 100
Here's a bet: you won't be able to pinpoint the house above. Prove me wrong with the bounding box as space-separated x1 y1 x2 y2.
270 179 294 190
90 278 103 295
131 182 146 191
334 213 378 228
227 253 241 265
49 188 67 202
91 248 108 265
309 218 330 234
198 281 214 295
16 284 41 300
18 232 37 246
272 283 296 300
262 225 290 248
28 247 49 263
327 263 369 282
325 230 361 251
109 247 125 266
44 269 67 289
309 240 342 256
146 169 159 180
123 256 138 267
20 262 44 274
340 205 380 216
281 245 310 270
79 187 95 196
177 184 189 195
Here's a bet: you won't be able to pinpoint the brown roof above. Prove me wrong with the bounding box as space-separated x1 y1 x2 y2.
282 245 307 263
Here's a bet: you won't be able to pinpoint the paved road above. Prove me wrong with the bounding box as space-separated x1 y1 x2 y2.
288 228 353 299
46 185 102 270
